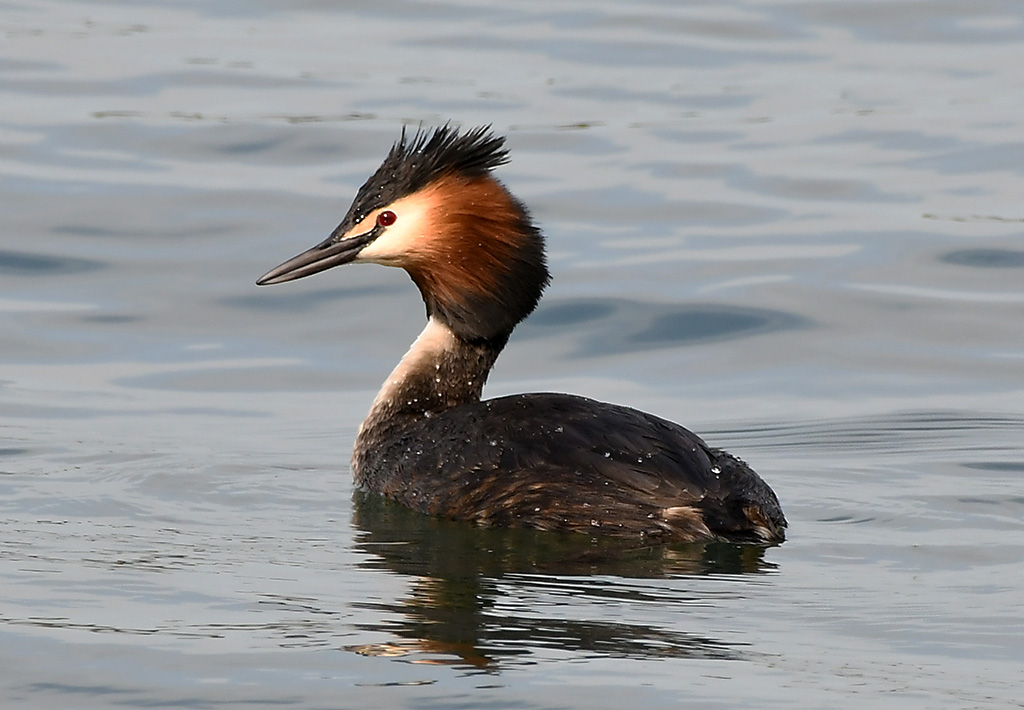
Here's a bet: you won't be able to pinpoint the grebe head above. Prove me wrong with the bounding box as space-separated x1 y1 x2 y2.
257 125 550 343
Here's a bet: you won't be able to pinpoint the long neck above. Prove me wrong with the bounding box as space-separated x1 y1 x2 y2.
353 317 503 463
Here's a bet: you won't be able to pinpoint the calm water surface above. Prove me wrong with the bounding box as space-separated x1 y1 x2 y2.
2 1 1023 708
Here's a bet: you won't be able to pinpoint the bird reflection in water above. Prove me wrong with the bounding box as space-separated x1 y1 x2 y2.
346 491 777 669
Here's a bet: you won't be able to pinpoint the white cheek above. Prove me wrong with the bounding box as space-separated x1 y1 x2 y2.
355 222 420 263
355 203 432 264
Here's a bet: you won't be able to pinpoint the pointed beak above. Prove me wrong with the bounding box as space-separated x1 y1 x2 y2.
256 225 380 286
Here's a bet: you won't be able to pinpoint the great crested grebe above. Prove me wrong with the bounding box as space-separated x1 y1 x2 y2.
258 125 786 543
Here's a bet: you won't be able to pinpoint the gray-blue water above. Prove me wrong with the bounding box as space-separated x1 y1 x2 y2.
3 1 1023 707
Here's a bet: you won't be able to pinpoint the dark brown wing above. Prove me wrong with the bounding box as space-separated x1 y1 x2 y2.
359 393 785 542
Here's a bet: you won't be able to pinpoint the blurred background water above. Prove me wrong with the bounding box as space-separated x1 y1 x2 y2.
2 1 1023 708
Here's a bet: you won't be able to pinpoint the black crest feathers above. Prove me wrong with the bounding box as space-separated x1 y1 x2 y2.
344 124 509 226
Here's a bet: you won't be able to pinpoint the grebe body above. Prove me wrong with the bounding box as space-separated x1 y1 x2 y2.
258 125 785 543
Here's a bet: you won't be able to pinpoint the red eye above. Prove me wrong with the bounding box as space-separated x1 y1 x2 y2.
376 210 397 227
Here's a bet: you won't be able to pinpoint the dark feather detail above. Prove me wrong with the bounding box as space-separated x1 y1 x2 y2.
343 124 509 229
355 392 787 542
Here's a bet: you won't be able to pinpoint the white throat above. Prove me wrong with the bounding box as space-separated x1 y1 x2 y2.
353 313 502 464
369 316 460 413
